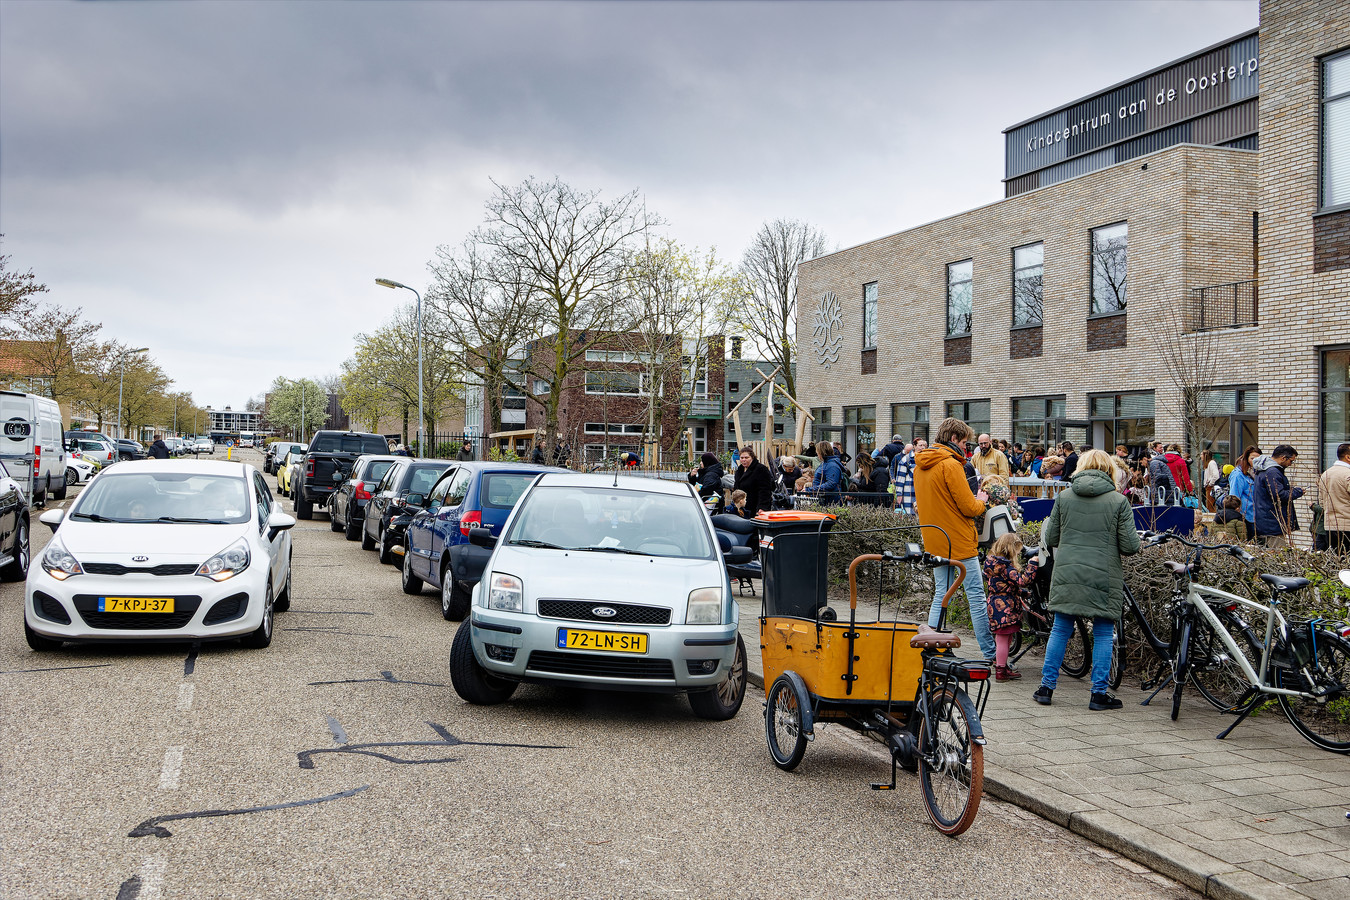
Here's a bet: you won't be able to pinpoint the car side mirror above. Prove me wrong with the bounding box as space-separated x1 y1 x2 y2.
39 508 64 533
267 510 297 541
468 526 497 548
404 492 426 507
725 546 753 564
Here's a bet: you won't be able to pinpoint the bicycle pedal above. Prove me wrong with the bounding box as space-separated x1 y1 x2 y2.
869 783 894 791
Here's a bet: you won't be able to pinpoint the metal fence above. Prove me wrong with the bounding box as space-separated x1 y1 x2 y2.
1188 279 1257 332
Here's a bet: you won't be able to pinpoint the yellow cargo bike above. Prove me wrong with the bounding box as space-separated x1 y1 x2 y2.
754 512 991 836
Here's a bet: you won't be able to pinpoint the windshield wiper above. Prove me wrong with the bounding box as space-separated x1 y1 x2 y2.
157 516 230 524
573 545 648 556
69 512 124 523
508 539 567 550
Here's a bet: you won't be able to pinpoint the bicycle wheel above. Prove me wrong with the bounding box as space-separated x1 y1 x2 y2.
1107 621 1124 691
918 684 984 836
1276 631 1350 753
1170 619 1192 722
1191 610 1262 713
1061 618 1091 679
765 674 809 770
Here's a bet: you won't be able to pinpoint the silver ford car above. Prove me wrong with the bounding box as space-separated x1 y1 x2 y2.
449 472 747 720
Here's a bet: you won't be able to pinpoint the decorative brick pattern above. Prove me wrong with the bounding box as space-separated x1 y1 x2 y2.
1009 326 1043 359
943 336 971 366
1087 314 1127 351
861 349 877 374
1313 209 1350 273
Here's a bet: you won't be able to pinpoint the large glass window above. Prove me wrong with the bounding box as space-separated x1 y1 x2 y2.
1012 396 1065 449
1323 348 1350 468
1012 243 1044 327
945 400 990 439
1090 391 1154 453
585 371 651 396
1195 387 1259 466
946 260 972 336
1323 50 1350 209
890 402 930 443
843 405 876 455
862 282 878 349
810 407 832 444
1090 222 1128 314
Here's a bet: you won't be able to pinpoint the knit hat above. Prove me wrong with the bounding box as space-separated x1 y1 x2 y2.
1222 464 1235 475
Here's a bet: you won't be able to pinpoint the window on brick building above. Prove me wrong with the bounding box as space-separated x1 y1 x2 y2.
1090 222 1128 314
862 281 878 349
946 260 972 336
1322 347 1350 469
1323 50 1350 209
1012 396 1065 449
843 405 876 455
810 407 831 443
1012 242 1044 327
890 402 930 443
945 400 989 439
585 371 651 396
728 381 739 393
1089 391 1154 454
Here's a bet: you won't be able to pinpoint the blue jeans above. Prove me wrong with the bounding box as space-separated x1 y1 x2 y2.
1040 614 1116 694
928 557 996 662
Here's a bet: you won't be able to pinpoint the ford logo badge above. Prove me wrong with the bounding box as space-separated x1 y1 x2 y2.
132 555 149 563
591 606 617 618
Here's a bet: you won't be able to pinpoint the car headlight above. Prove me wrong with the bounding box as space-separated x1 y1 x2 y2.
686 587 723 625
197 538 251 582
487 572 523 612
42 538 83 580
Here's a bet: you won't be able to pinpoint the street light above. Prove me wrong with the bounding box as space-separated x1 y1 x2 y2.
375 277 423 454
116 347 150 441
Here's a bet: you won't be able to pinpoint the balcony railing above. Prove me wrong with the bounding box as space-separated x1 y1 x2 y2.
685 394 722 418
1188 279 1257 332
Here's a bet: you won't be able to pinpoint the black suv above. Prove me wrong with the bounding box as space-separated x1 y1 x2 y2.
361 459 455 564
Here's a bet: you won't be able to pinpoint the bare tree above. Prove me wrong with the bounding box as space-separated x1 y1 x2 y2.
468 177 656 457
5 304 102 409
0 236 49 333
1153 291 1219 497
344 304 461 447
733 219 827 400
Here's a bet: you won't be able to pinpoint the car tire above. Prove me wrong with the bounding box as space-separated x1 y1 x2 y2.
274 552 293 612
378 527 395 565
329 509 342 532
294 489 313 520
24 619 62 652
450 619 517 705
361 521 376 551
401 547 423 594
53 472 68 500
65 467 78 486
1 518 30 582
344 514 361 542
442 565 471 621
33 478 45 507
240 581 274 649
688 634 748 721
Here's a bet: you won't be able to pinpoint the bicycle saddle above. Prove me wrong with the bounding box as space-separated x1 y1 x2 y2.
1164 561 1195 575
1260 573 1311 592
910 624 961 649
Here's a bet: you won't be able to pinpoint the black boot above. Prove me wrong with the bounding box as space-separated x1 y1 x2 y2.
1032 685 1053 705
1090 692 1123 711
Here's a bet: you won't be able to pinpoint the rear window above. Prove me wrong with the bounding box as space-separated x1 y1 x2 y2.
481 473 536 510
365 460 395 483
310 433 388 454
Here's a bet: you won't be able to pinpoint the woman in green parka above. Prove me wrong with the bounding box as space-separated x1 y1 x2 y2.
1032 449 1141 711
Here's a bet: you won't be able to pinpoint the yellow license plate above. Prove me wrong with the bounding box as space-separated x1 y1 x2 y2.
99 597 174 613
557 628 647 653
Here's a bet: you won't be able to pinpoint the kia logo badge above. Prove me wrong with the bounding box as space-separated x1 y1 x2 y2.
591 606 617 618
132 555 149 563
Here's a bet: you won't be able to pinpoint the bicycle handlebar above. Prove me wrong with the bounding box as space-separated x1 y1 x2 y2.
1140 530 1255 563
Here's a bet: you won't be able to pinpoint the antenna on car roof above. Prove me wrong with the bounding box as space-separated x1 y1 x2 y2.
613 461 618 488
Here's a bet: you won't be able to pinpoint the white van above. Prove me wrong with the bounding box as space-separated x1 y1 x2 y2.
0 391 68 504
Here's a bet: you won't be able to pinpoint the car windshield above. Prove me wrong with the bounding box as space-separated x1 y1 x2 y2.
506 485 713 559
71 472 251 524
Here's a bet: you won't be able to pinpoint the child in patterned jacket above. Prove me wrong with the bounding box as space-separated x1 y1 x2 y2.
983 532 1039 682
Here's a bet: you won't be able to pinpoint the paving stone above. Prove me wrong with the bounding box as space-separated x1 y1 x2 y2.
1290 877 1350 900
1264 773 1346 792
1207 868 1313 900
1223 860 1310 886
1111 804 1202 828
1280 788 1350 808
1027 737 1094 752
1183 836 1286 865
1099 789 1186 809
1251 830 1342 856
1246 813 1334 835
1294 806 1350 829
1275 852 1350 882
1177 817 1269 842
1226 792 1308 815
1155 781 1241 803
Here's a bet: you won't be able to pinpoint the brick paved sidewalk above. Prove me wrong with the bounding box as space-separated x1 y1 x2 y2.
735 594 1350 900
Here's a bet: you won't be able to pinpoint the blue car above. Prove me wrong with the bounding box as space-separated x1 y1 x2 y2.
399 462 566 620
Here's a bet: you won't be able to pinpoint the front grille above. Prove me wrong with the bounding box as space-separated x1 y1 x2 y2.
202 593 249 625
527 650 675 680
83 563 200 576
34 591 71 624
72 595 202 630
537 599 671 626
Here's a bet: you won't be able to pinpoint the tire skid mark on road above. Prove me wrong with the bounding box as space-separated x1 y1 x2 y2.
127 784 372 838
0 663 112 675
296 722 569 770
158 747 183 790
282 625 396 639
309 670 446 687
288 608 374 616
114 854 165 900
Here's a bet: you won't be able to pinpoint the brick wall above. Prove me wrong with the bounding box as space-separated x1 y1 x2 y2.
1313 208 1350 272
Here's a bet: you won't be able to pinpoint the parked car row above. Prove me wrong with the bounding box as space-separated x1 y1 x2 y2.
308 452 748 720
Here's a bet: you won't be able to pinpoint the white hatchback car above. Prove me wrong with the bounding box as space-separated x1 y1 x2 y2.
24 460 296 651
450 473 747 720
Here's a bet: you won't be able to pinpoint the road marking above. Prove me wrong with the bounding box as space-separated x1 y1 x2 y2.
139 855 166 900
176 683 194 711
326 715 348 744
158 747 183 790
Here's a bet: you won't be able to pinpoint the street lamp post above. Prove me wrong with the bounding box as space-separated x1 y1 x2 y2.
375 278 423 454
116 347 150 441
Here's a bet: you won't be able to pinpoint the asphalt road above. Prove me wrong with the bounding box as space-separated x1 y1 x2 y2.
0 449 1198 899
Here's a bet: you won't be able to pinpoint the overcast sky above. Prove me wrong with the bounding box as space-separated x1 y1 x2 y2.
0 0 1259 412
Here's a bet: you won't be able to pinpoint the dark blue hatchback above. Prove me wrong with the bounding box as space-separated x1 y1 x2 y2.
400 462 566 619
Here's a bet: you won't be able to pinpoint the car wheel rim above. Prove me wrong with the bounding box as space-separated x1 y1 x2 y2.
442 576 452 612
772 689 800 744
16 523 28 570
262 583 274 638
717 642 745 706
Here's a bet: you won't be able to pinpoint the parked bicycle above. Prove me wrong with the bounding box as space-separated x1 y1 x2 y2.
1006 546 1091 680
1140 533 1350 754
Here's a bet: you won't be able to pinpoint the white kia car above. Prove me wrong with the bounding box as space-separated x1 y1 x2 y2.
23 460 296 651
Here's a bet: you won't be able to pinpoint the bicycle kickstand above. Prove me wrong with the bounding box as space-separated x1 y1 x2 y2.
1215 690 1262 741
1141 672 1175 706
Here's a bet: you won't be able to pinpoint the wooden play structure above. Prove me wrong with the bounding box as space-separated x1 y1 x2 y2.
725 365 813 458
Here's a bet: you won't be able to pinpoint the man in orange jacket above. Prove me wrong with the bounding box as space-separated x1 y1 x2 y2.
914 416 996 662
